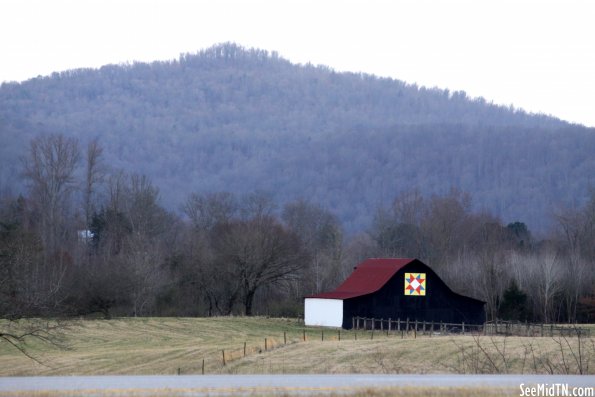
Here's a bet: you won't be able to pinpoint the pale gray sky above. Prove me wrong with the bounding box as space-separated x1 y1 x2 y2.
1 0 594 126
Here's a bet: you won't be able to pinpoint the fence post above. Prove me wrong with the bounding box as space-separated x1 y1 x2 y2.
222 350 226 366
321 330 324 341
265 338 268 351
462 322 465 334
415 319 418 333
406 318 409 334
202 358 205 375
388 318 392 332
244 342 247 357
550 324 553 337
380 319 384 331
338 330 341 341
303 329 306 342
284 331 287 345
352 317 355 330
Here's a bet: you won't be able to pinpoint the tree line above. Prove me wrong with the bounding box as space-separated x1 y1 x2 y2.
1 133 594 323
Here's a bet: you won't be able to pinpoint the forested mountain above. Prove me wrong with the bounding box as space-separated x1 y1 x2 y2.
1 42 594 233
2 43 595 323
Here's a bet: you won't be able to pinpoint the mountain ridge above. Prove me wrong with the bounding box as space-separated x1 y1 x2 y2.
1 43 594 233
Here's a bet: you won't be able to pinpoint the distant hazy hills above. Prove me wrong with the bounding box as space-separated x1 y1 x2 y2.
1 43 594 233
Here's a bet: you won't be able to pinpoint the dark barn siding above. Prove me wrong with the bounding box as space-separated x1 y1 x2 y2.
341 260 485 329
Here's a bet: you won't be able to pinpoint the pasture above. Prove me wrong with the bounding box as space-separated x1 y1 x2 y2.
0 317 593 376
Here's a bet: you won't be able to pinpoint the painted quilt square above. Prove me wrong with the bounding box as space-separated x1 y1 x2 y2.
404 272 426 296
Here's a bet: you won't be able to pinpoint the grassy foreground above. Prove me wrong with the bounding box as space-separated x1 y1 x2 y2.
0 317 593 376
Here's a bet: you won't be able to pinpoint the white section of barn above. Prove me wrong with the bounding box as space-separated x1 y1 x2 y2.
304 298 343 327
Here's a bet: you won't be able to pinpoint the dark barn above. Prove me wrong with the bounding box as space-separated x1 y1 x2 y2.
304 258 485 329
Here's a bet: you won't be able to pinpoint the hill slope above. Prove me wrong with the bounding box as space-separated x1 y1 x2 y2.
1 43 594 232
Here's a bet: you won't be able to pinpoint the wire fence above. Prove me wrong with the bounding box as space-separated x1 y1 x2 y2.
484 320 591 337
179 318 590 375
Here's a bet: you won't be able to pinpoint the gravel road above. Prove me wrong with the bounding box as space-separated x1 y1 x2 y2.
1 374 593 395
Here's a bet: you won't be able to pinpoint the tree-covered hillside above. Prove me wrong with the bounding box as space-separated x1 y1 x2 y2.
1 43 594 232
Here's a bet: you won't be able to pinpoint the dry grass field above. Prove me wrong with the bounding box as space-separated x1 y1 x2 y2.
0 317 593 377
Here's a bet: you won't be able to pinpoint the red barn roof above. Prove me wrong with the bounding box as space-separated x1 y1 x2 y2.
307 258 415 300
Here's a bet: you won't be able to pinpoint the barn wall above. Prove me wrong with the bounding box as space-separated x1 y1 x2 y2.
304 298 343 327
342 260 485 329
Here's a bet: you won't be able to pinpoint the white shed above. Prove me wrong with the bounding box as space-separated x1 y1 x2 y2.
304 298 343 327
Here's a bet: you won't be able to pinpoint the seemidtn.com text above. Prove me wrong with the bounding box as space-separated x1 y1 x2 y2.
520 384 594 397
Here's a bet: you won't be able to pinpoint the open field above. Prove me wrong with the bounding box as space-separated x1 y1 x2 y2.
0 317 593 376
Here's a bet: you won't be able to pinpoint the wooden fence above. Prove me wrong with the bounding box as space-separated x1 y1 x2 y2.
351 316 482 334
484 320 591 337
177 319 591 374
352 316 591 337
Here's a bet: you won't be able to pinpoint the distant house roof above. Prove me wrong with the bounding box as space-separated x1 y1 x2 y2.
307 258 415 300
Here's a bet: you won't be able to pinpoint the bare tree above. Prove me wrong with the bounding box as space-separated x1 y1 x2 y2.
370 189 426 259
0 195 70 363
0 196 42 318
282 199 343 294
421 189 472 269
84 172 175 316
125 233 167 316
89 170 131 259
83 138 104 230
240 190 276 222
212 216 305 315
475 251 507 321
181 192 238 315
18 134 81 315
21 134 81 258
527 249 563 323
120 174 171 316
554 193 595 321
184 191 237 232
124 174 166 237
